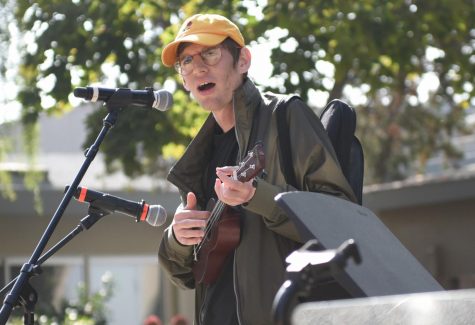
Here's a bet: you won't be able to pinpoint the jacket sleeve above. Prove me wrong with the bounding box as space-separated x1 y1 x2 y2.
158 201 196 289
243 98 357 242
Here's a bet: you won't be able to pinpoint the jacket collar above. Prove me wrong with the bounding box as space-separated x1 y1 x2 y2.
233 77 261 159
167 78 262 206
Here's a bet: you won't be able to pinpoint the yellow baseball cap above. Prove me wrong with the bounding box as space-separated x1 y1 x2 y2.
161 14 245 67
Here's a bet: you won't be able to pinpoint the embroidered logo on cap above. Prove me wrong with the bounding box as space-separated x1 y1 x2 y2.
182 21 193 33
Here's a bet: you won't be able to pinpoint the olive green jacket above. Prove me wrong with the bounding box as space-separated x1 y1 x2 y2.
158 78 356 324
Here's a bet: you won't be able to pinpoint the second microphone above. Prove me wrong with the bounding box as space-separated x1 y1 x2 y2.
69 186 167 227
73 87 173 112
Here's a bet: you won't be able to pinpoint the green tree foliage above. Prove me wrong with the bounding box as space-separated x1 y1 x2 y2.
0 135 15 200
257 0 475 182
1 0 475 184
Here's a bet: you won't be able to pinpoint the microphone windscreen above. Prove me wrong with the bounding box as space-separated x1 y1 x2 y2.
146 205 168 227
153 90 173 111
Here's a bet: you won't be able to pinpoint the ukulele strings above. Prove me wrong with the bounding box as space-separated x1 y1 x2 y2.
195 200 226 253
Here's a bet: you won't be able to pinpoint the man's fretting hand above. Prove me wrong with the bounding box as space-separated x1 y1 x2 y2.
215 166 256 206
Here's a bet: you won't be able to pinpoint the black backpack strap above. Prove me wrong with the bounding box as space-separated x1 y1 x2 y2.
320 99 364 205
275 95 300 189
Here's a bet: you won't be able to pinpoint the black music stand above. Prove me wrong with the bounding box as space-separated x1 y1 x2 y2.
274 191 443 297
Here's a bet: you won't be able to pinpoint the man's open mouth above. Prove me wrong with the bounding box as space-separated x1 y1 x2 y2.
198 82 215 91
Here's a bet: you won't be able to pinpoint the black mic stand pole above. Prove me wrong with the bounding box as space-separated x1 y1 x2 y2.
0 89 133 325
0 206 110 300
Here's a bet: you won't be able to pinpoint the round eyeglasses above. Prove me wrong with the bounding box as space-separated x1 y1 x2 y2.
174 46 223 76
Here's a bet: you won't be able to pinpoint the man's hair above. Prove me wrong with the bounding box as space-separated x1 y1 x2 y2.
176 37 242 67
220 37 242 66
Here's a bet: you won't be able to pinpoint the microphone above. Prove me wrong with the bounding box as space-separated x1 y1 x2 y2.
73 86 173 111
69 186 167 227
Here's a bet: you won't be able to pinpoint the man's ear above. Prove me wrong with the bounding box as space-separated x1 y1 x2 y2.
238 47 252 74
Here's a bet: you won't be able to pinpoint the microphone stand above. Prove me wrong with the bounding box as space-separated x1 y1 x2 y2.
0 89 134 325
0 207 110 323
0 207 109 296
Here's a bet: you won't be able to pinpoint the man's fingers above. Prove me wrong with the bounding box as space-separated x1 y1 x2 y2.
172 198 209 245
215 175 255 206
178 237 204 245
216 170 241 189
175 226 205 240
172 218 207 245
174 218 207 228
175 209 209 221
216 166 238 176
185 192 197 210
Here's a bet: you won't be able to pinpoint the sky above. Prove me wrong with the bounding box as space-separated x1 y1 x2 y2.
0 86 21 124
0 19 21 124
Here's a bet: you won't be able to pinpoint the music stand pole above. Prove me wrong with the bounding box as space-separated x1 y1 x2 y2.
272 239 361 325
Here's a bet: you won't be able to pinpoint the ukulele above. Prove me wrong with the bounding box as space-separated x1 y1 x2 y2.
192 142 265 285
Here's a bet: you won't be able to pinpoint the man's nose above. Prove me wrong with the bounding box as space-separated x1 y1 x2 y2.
191 55 208 74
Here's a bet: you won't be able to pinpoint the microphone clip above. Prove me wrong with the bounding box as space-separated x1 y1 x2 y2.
103 88 133 113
